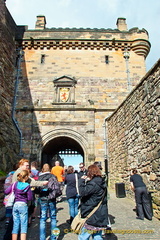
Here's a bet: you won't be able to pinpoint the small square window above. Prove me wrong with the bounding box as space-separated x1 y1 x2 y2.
105 55 109 64
41 54 45 64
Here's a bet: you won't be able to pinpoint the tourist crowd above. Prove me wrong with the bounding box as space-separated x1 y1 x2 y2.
3 158 152 240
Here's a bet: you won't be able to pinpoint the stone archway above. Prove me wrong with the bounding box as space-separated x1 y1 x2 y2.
38 129 88 166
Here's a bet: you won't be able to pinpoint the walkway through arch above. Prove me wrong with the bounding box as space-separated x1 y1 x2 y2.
41 136 84 167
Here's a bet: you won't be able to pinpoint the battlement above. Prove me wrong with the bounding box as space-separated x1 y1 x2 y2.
16 17 150 58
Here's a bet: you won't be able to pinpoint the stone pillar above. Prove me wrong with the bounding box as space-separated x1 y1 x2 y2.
35 15 46 30
116 17 127 31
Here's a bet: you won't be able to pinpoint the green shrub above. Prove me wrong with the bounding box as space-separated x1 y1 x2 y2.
0 170 6 176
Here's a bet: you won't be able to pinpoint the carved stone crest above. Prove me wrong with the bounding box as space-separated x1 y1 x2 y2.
60 87 70 102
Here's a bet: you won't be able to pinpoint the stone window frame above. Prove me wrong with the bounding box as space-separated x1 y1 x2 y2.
53 76 77 104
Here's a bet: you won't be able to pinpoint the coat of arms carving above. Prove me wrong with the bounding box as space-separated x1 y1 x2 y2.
60 88 70 102
53 76 77 104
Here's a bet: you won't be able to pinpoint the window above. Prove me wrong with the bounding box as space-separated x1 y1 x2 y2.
105 55 109 64
41 54 45 64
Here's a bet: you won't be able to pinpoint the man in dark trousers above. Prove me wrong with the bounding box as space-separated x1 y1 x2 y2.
130 169 152 220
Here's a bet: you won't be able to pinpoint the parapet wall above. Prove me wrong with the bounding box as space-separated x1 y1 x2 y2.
107 59 160 219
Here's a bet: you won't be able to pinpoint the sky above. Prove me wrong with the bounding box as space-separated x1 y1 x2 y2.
5 0 159 169
60 155 83 171
6 0 160 71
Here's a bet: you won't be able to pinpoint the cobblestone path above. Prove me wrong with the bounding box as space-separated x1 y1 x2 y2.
0 189 159 240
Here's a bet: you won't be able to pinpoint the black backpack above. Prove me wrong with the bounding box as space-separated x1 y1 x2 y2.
47 175 62 200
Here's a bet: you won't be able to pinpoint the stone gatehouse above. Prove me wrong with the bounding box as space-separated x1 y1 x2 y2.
15 15 150 167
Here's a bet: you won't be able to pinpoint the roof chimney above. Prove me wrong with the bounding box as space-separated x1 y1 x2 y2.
116 18 127 31
35 15 46 30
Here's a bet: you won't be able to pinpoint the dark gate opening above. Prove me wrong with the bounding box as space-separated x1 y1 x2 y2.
41 136 84 167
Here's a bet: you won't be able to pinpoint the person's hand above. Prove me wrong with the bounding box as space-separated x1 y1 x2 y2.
43 181 48 185
86 177 91 181
81 175 87 179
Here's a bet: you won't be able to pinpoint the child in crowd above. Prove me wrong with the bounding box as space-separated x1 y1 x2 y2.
5 170 32 240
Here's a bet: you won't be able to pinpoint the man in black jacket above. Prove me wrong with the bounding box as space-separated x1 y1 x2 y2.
78 163 87 179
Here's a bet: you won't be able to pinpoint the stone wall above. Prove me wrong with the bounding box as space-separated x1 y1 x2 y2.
107 59 160 219
0 177 5 208
0 0 19 172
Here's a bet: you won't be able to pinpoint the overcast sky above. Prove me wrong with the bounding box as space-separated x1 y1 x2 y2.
6 0 160 71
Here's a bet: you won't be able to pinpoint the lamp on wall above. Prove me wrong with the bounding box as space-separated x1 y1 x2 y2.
123 48 131 92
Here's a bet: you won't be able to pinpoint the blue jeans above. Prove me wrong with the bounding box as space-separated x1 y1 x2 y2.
40 200 57 240
12 202 28 234
78 227 103 240
67 195 79 218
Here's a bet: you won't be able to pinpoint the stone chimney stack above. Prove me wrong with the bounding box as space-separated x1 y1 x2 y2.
116 18 127 31
35 15 46 30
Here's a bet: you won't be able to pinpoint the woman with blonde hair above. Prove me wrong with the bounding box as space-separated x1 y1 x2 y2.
5 170 32 240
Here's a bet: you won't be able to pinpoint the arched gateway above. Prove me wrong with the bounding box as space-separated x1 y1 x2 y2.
39 129 88 166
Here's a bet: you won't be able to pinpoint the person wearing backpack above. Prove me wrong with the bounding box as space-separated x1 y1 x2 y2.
51 161 65 202
3 159 48 240
5 170 32 240
35 164 58 240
